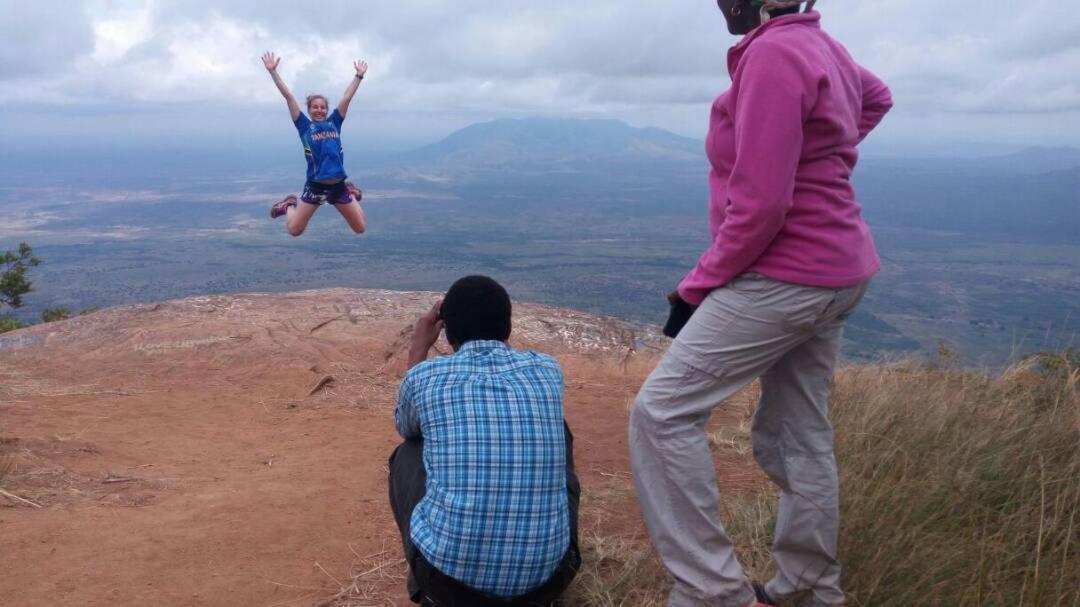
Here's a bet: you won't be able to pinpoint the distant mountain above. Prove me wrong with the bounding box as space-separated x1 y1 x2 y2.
856 150 1080 241
393 117 704 174
980 146 1080 175
861 146 1080 177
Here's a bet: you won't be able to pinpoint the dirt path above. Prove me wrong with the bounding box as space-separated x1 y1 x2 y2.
0 290 758 606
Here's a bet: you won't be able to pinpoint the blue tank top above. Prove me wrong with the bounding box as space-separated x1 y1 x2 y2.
294 110 347 183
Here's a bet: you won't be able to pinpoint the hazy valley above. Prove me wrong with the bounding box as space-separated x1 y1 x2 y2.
3 118 1078 365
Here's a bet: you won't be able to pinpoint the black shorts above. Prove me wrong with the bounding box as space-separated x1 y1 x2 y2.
300 181 352 205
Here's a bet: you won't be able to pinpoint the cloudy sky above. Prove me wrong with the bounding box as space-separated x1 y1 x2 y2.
2 0 1078 154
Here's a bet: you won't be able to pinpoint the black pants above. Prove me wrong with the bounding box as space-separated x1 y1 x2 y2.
388 423 582 607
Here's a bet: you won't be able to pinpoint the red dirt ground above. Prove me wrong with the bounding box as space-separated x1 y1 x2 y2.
0 290 758 606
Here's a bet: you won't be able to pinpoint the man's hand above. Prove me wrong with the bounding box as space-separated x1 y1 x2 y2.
407 300 444 369
353 60 368 78
262 51 281 72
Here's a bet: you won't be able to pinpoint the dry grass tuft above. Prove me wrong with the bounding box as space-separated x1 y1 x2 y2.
0 439 42 508
317 545 407 607
828 359 1080 606
720 358 1080 606
708 420 753 457
563 529 668 607
0 426 13 489
0 451 11 487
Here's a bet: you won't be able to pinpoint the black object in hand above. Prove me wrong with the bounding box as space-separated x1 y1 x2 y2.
663 297 697 338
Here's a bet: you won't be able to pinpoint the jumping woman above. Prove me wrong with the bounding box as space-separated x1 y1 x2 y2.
262 51 368 237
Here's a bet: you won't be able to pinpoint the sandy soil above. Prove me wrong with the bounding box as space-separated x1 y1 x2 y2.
0 290 758 606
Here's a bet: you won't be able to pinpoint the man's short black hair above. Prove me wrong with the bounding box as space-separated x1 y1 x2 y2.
441 275 512 348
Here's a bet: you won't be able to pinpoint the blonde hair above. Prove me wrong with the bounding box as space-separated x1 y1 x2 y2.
305 94 329 110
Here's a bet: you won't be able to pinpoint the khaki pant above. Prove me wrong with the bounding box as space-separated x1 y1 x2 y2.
630 274 869 607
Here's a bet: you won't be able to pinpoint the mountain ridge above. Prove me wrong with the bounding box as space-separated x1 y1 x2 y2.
0 288 667 358
391 116 704 173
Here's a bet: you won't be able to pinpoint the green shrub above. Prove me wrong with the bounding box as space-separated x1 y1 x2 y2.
0 316 25 334
41 307 71 323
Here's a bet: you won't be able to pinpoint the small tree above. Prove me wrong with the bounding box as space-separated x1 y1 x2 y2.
1 243 42 333
1 244 78 330
1 243 41 310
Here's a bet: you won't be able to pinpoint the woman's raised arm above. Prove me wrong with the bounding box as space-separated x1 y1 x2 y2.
337 60 368 119
262 51 301 122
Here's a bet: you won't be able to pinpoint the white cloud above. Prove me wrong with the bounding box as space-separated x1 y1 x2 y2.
90 3 153 63
0 0 1077 146
0 1 94 79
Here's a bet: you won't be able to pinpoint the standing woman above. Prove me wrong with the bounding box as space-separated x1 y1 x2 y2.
629 2 891 607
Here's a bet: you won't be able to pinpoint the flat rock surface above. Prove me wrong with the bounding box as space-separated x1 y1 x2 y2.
0 289 756 606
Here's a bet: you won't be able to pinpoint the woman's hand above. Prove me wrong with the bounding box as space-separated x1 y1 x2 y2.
262 51 281 72
667 290 683 305
353 60 369 78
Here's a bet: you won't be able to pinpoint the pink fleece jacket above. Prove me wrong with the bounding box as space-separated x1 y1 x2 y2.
678 12 892 306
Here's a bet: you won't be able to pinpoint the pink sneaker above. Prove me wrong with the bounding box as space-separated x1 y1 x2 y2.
270 194 298 219
345 181 362 203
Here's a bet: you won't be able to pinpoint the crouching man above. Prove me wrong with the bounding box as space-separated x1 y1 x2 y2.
388 275 581 607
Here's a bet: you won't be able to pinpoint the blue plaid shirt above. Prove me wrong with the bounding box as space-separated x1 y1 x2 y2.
395 340 570 597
